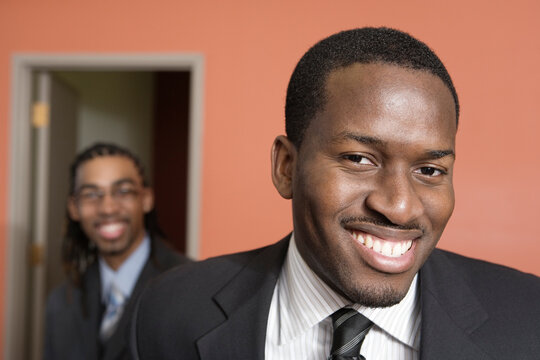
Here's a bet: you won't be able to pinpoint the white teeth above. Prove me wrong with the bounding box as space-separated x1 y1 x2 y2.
393 243 403 256
101 223 122 232
352 231 413 257
365 235 373 249
381 242 392 256
373 240 382 253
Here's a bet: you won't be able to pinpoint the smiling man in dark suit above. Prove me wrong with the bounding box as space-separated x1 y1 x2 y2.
44 143 190 360
131 28 540 360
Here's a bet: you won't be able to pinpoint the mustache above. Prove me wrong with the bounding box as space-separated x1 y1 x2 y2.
94 215 129 224
340 216 424 232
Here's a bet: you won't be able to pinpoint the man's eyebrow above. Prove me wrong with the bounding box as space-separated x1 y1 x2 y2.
426 149 455 159
335 131 455 159
75 178 138 192
112 178 138 186
75 184 99 192
334 131 385 146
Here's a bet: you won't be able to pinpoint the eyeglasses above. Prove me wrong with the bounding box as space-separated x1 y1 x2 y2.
74 184 142 207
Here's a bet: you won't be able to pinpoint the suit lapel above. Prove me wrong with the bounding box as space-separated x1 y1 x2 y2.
420 250 492 360
196 237 290 360
79 264 101 360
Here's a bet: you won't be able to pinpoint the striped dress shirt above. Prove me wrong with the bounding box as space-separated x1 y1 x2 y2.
265 235 421 360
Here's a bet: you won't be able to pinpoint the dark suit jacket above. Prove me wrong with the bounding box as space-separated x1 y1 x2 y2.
132 235 540 360
44 239 190 360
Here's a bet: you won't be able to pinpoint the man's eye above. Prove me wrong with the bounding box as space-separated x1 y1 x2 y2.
79 191 101 200
343 154 373 165
415 167 444 176
116 187 137 196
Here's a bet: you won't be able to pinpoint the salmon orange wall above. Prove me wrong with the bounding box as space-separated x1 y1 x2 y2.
1 0 539 351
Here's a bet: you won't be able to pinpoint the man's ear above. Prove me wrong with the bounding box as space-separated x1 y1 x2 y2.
142 187 155 213
271 135 297 199
67 197 80 221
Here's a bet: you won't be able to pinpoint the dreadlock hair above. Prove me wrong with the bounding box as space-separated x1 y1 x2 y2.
62 142 165 288
285 27 460 148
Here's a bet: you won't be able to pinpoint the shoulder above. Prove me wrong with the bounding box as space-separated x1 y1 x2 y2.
45 281 84 336
132 241 285 359
46 282 77 311
150 237 193 270
433 248 540 290
429 248 540 314
421 250 540 357
144 242 275 303
46 262 100 317
44 283 79 359
136 238 289 323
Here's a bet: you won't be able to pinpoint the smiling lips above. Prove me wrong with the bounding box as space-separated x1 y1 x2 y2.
350 230 414 257
98 222 126 239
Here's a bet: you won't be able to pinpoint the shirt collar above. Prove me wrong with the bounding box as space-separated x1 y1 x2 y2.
99 234 151 303
279 233 420 349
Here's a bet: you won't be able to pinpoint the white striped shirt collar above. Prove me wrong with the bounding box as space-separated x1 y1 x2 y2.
279 234 421 350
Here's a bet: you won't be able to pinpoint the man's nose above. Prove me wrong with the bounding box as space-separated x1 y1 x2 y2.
364 169 424 226
97 192 120 214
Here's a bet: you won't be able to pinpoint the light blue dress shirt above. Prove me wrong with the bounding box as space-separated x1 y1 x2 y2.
98 234 151 303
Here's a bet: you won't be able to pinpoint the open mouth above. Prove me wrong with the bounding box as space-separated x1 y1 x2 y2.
97 222 126 239
351 230 413 257
345 227 419 274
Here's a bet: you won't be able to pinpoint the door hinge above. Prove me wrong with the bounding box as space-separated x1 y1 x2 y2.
29 243 44 266
32 102 50 128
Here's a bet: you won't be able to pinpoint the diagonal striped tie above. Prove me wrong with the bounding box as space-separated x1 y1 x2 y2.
99 282 126 342
328 308 374 360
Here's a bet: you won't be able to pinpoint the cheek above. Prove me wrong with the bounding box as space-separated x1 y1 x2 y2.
78 218 97 239
131 205 145 220
301 168 356 217
124 205 146 228
423 188 455 230
77 208 96 227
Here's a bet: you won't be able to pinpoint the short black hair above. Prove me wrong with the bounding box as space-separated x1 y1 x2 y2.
285 27 459 147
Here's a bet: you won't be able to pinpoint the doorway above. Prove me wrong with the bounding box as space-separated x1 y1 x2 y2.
5 54 204 360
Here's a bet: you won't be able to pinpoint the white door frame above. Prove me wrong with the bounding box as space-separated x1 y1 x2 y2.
4 54 205 359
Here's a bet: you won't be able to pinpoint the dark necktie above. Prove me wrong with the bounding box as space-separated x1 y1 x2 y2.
328 308 374 360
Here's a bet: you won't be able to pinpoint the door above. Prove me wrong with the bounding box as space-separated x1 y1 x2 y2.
30 72 78 360
6 54 204 360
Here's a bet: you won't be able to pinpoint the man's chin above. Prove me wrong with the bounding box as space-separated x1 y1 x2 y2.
97 242 131 258
344 283 409 308
101 249 125 257
101 245 130 257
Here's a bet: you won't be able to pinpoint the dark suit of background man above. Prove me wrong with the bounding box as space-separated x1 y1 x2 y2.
132 28 540 360
44 143 191 360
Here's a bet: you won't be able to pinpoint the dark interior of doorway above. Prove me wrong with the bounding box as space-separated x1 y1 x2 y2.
46 69 190 258
42 69 192 296
152 71 190 254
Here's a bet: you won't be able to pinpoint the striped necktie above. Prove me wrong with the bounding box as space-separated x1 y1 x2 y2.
328 308 374 360
99 282 126 342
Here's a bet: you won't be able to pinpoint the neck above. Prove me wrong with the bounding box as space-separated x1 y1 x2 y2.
101 233 146 271
102 255 126 271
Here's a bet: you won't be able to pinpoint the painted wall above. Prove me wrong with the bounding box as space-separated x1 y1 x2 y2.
1 0 539 352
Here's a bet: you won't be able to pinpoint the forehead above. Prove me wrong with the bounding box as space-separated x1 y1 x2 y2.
74 155 142 187
306 62 457 148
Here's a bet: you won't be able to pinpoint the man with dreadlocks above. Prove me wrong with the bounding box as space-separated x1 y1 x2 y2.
44 142 190 360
